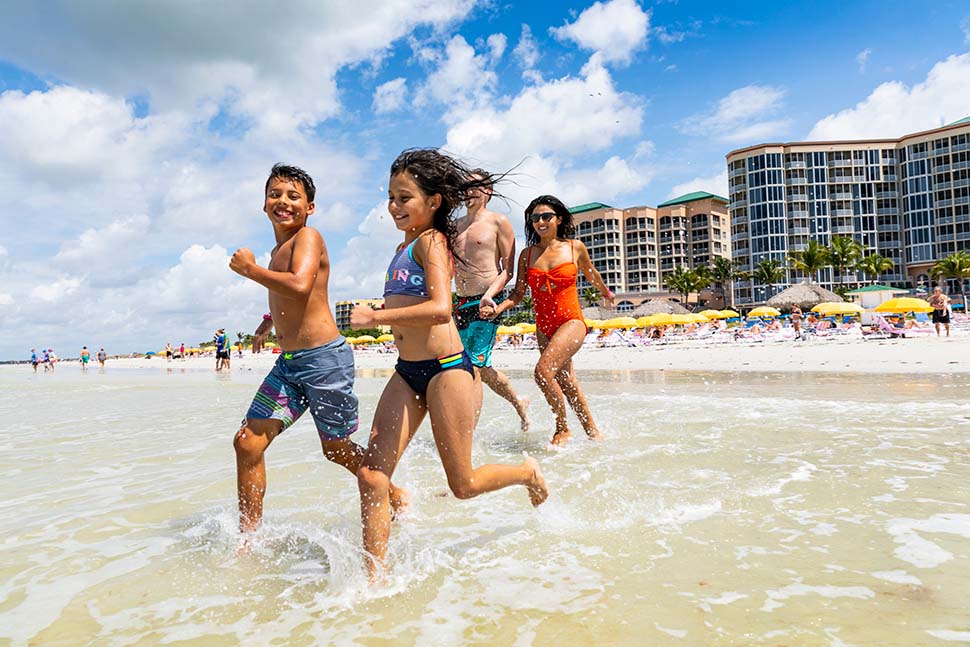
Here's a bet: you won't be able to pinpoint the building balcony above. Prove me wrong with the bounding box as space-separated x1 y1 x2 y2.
788 210 809 219
790 242 807 251
934 163 952 173
938 232 955 242
910 150 929 161
877 207 898 215
730 199 748 208
831 192 853 200
932 146 951 155
733 247 750 258
832 209 854 217
883 174 898 181
952 142 970 153
729 166 747 178
954 161 970 171
877 223 899 232
788 193 808 202
732 214 748 225
876 190 898 198
828 159 853 167
731 181 747 191
785 177 808 185
832 225 855 234
790 227 810 235
785 161 807 169
937 198 955 207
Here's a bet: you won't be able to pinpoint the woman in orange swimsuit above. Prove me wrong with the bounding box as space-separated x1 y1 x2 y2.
489 195 614 446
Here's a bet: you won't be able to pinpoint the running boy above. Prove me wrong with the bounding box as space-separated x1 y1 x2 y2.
229 164 405 535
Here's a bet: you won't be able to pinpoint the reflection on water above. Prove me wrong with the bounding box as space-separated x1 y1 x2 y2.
1 366 969 646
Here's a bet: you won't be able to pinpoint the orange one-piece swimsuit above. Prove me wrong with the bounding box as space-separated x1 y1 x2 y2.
526 242 588 338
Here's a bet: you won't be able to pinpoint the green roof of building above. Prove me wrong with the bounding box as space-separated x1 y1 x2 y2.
845 284 909 294
568 202 613 214
656 191 729 208
947 116 970 126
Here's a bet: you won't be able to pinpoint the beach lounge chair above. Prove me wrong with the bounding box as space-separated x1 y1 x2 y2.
874 315 932 339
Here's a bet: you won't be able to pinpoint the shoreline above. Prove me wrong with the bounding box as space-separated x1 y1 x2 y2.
47 333 970 375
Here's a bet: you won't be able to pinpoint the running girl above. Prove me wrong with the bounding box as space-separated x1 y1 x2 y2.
350 149 548 579
488 195 614 446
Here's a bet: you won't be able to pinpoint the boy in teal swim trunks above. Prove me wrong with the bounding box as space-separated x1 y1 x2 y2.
229 164 406 535
454 170 529 431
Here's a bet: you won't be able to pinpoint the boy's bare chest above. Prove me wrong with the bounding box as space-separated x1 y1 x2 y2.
456 221 495 254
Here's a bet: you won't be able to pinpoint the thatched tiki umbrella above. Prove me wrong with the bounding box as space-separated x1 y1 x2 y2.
766 281 842 311
631 298 691 317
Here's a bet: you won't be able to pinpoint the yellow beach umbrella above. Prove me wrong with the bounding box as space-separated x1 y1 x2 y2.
585 319 606 329
584 318 598 328
375 334 394 343
496 325 519 335
602 316 638 329
357 335 377 343
650 313 677 326
748 306 781 318
636 315 654 327
718 309 740 318
700 309 723 319
669 313 693 325
873 297 934 313
812 301 864 316
516 322 537 334
263 341 278 349
688 313 709 323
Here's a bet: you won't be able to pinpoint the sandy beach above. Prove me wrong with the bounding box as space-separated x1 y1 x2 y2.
107 331 970 375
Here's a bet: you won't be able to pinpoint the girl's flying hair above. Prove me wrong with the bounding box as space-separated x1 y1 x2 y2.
390 149 498 256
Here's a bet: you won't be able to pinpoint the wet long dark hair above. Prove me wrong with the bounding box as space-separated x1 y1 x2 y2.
389 149 497 258
524 194 575 246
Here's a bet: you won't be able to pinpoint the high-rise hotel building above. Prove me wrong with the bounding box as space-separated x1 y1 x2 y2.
727 118 970 305
568 192 730 304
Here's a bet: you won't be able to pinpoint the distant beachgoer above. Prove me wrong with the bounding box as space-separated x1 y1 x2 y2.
790 305 802 339
42 349 51 371
454 168 530 432
30 348 39 372
928 286 951 337
351 149 547 579
492 194 614 446
165 342 174 361
80 346 90 371
229 163 406 539
215 329 230 371
48 349 57 370
179 342 185 359
97 348 107 367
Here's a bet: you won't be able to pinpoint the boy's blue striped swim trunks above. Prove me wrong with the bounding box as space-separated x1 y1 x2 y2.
246 336 358 439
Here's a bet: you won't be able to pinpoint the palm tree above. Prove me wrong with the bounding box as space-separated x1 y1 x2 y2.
665 266 698 305
788 239 829 283
931 250 970 301
856 253 895 284
708 256 733 307
752 258 784 300
827 236 863 289
581 286 601 307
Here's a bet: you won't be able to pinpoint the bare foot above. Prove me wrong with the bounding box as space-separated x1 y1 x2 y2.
550 428 572 446
585 428 604 441
389 485 410 519
524 456 548 507
235 534 253 556
517 397 531 433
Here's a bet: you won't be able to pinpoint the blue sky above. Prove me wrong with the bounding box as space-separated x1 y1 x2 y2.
1 0 969 359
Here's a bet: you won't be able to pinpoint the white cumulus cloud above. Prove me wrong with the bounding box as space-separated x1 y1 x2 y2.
372 77 408 113
809 53 970 140
678 84 790 143
550 0 650 65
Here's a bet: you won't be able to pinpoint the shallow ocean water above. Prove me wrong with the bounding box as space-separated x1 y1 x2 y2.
1 363 969 646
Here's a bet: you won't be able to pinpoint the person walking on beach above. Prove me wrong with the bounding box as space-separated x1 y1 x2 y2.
47 349 57 371
453 169 530 432
179 342 185 359
214 329 230 371
929 286 951 337
79 346 90 371
351 149 548 580
97 348 107 368
30 348 39 372
41 349 51 371
489 195 614 446
790 305 802 340
229 163 406 538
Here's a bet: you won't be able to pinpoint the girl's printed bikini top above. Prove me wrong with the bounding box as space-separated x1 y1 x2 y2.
383 241 428 298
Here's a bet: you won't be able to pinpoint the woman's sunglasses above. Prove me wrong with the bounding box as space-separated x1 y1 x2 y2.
528 212 556 223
